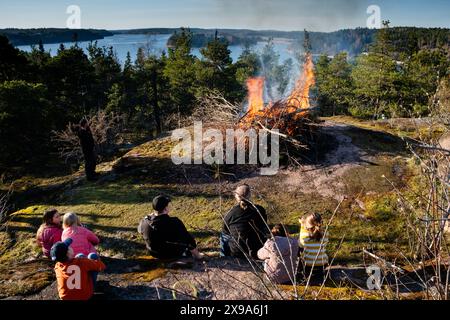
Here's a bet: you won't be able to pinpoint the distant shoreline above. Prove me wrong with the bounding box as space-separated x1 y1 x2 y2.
0 28 112 46
3 27 449 57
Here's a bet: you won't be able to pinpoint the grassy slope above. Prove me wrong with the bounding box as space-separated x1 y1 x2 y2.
0 117 426 298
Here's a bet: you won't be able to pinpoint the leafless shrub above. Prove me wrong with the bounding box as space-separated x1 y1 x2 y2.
432 77 450 125
380 92 450 299
0 185 12 227
52 110 124 164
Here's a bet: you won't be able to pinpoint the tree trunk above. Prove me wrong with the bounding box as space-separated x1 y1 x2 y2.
152 71 162 134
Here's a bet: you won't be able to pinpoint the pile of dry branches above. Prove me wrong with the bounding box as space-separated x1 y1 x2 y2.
0 186 12 226
190 91 317 166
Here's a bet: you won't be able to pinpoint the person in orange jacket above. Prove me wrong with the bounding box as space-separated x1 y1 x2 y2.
51 238 106 300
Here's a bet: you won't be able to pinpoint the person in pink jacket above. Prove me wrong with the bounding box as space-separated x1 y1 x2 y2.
36 209 63 258
61 212 99 256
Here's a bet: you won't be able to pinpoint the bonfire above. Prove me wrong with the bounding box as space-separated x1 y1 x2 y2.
191 52 319 169
240 53 316 137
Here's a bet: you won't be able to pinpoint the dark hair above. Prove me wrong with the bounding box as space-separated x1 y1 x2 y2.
152 195 171 213
37 209 60 241
79 118 88 127
43 209 59 225
271 224 287 237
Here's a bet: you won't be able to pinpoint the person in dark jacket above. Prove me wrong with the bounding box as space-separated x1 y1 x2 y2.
220 184 270 259
73 119 97 181
138 195 204 260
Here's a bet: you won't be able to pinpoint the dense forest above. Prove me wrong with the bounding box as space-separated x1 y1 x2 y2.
0 24 449 170
314 22 450 118
167 31 259 48
0 28 257 168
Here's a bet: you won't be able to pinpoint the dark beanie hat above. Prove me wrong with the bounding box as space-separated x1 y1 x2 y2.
152 195 171 212
50 238 73 262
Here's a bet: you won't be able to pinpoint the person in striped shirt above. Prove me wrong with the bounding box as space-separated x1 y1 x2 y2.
298 213 329 279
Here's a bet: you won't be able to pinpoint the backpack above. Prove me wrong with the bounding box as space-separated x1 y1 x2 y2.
138 215 159 251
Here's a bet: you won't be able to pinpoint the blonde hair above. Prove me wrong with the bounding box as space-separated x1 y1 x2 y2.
301 213 323 241
235 184 251 210
63 212 80 228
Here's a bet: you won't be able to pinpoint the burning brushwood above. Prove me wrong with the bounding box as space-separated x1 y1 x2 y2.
240 53 317 137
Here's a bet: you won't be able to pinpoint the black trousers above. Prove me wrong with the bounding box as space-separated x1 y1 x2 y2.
83 150 97 180
297 264 328 283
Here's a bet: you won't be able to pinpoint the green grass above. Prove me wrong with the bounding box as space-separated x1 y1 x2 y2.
0 117 428 298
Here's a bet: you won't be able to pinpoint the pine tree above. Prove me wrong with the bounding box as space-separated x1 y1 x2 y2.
163 28 198 115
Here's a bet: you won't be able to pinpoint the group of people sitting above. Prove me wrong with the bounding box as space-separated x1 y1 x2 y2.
36 184 329 300
36 209 105 300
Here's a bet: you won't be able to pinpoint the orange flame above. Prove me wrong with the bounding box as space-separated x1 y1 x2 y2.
244 77 265 121
286 53 315 119
241 53 315 134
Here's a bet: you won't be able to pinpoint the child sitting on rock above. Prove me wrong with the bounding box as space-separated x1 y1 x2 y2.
257 224 299 284
51 238 105 300
62 212 100 257
36 209 63 258
298 213 329 279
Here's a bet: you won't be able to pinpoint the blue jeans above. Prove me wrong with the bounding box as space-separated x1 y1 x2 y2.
220 233 232 257
76 253 99 286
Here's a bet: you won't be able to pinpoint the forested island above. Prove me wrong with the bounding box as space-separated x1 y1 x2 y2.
4 26 449 57
0 28 112 46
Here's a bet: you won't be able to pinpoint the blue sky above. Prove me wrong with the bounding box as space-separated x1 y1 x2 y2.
1 0 449 31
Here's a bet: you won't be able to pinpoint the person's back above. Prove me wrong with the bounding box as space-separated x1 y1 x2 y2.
51 238 105 301
258 236 299 284
55 256 105 300
77 125 95 154
299 213 329 269
223 202 269 258
138 195 203 260
62 212 99 257
38 224 63 258
74 119 97 181
139 214 196 259
62 225 99 256
36 209 63 258
299 225 329 267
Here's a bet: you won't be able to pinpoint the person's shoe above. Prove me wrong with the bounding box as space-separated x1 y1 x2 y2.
193 252 209 261
167 260 194 269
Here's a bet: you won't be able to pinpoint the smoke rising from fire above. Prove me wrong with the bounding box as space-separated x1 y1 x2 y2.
215 0 367 32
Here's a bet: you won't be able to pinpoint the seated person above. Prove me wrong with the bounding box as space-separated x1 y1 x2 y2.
220 184 270 259
36 208 63 258
62 212 100 257
257 224 299 284
51 238 106 300
298 213 329 280
138 195 204 260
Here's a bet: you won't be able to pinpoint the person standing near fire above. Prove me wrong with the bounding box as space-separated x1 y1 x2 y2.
72 119 98 181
